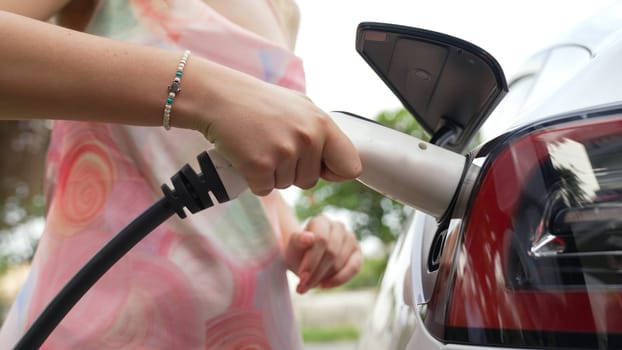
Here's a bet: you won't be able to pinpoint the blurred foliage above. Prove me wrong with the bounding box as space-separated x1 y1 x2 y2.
302 324 360 343
0 121 49 271
295 108 428 244
335 256 388 290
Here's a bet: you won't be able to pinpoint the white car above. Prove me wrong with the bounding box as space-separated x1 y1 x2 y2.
357 3 622 350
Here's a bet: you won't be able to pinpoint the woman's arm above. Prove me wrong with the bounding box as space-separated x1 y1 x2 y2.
0 11 184 126
0 11 361 194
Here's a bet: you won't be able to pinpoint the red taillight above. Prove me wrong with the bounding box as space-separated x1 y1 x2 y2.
430 111 622 348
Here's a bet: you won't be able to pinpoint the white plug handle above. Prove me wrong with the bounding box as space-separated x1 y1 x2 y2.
328 111 466 218
205 148 248 200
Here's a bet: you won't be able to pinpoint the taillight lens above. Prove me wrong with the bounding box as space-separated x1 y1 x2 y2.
429 109 622 349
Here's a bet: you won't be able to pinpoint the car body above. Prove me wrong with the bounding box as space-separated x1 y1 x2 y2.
357 3 622 350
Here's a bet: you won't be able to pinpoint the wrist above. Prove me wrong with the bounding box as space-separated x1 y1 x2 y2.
168 57 239 138
170 57 267 139
166 56 208 132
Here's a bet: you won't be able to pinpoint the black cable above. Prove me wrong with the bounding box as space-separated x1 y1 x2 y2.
14 151 230 349
14 198 174 350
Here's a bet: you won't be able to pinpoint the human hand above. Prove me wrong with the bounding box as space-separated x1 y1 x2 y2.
189 64 362 196
283 215 362 294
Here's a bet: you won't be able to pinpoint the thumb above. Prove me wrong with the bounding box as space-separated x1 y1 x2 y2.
321 166 351 182
321 122 362 181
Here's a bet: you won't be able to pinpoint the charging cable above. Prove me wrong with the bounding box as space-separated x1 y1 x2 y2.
14 151 232 350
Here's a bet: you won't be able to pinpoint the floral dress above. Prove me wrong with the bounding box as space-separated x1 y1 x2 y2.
0 1 306 348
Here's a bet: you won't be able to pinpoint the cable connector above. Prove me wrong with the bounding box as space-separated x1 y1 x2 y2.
161 151 230 218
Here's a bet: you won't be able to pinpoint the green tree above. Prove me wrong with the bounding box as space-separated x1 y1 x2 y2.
295 108 429 245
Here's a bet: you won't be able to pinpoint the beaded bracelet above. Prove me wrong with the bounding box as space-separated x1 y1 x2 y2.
163 50 191 130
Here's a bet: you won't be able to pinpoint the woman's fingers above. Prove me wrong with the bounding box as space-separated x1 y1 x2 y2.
284 231 315 273
274 151 298 189
320 249 363 289
300 223 347 292
293 138 322 189
294 217 362 294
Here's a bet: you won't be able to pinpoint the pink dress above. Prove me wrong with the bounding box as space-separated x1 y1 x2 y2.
0 1 306 348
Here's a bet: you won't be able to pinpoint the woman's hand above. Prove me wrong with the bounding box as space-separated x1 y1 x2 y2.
283 215 362 293
186 62 362 196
